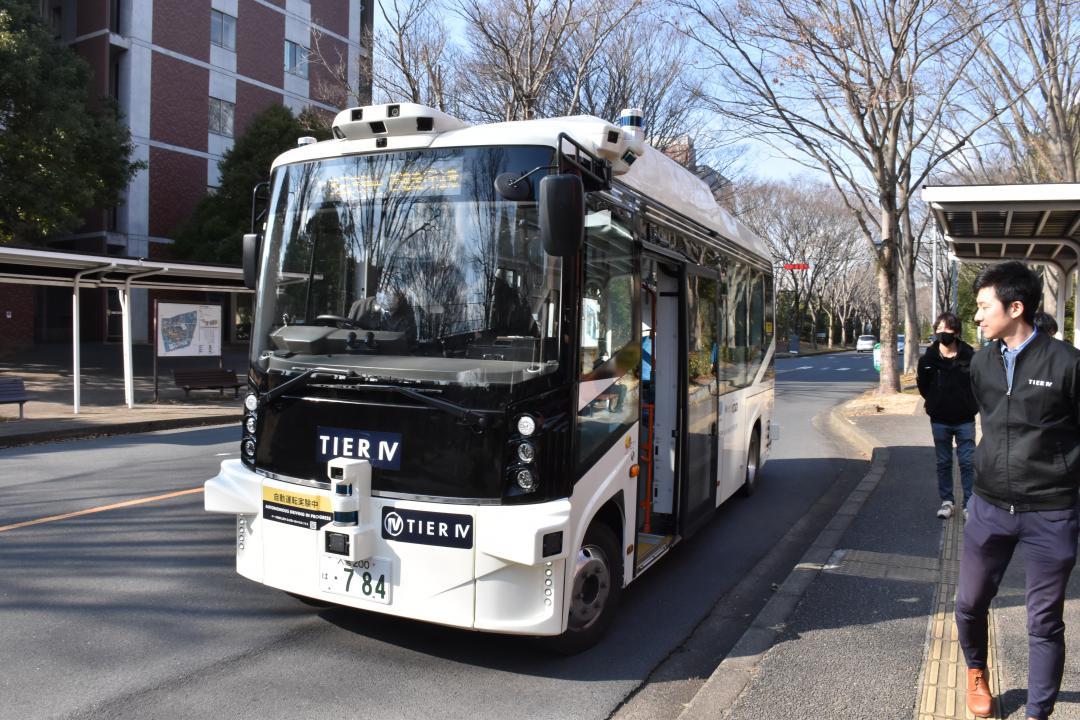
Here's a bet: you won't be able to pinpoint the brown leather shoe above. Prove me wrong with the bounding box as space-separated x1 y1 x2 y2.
966 667 993 717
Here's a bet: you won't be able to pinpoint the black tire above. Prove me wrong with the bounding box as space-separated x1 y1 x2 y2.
543 523 623 655
739 428 762 497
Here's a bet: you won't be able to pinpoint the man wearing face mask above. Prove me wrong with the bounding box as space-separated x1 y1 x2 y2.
917 312 978 520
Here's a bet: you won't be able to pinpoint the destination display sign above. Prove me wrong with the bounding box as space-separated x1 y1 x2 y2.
324 157 464 200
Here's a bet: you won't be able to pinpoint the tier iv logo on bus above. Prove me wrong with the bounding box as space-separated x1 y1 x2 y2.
317 427 403 470
381 507 473 549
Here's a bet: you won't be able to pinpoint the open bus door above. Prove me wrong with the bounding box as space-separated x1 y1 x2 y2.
679 265 720 537
635 255 720 573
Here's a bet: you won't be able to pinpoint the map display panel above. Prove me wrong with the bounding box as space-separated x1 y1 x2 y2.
156 303 222 357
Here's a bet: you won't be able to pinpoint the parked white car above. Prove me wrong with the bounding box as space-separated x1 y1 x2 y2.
856 335 876 353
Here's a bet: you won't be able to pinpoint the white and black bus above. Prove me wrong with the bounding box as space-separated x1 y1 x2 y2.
205 103 775 652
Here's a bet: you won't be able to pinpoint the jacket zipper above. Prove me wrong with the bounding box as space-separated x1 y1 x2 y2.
998 346 1015 511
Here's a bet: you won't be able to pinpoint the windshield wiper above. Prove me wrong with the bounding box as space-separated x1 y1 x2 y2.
261 366 357 406
392 386 491 430
359 384 491 431
260 370 491 430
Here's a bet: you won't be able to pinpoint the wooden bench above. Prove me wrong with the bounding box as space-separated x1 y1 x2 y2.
173 368 242 398
0 376 29 419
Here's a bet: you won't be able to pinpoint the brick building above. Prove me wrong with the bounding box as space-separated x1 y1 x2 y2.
0 0 372 349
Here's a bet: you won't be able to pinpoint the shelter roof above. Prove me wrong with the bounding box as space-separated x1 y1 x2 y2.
921 183 1080 274
0 246 251 293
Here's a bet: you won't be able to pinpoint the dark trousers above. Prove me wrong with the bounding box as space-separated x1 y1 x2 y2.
955 494 1079 720
930 421 975 505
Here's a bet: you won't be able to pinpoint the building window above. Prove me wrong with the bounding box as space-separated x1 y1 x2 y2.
284 40 308 78
209 97 234 137
210 10 236 51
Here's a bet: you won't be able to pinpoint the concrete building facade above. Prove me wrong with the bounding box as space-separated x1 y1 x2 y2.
1 0 372 348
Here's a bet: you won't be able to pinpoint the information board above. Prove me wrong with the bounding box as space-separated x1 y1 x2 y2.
156 302 222 357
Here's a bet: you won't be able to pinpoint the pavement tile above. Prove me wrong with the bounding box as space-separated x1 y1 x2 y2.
0 344 245 446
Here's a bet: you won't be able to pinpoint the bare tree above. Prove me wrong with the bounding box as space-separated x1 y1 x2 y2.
947 0 1080 183
679 0 1002 392
734 179 857 348
549 10 703 152
824 256 877 346
454 0 581 121
372 0 460 112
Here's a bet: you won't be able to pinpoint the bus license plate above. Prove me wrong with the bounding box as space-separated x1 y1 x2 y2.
320 556 392 604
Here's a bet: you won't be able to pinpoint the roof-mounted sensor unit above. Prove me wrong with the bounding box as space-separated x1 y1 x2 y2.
332 103 469 141
592 122 645 176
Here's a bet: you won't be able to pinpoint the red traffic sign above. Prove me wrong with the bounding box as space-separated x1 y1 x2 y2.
783 263 810 270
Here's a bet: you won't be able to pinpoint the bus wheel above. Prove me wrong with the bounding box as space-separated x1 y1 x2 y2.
739 428 761 497
545 523 622 655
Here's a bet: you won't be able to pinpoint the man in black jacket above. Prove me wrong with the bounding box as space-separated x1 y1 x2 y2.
917 311 977 520
956 261 1080 720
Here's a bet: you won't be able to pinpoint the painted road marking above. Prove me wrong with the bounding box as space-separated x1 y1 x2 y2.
776 365 815 374
0 487 204 534
836 367 850 371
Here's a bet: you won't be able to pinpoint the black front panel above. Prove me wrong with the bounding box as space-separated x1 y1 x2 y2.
258 395 506 499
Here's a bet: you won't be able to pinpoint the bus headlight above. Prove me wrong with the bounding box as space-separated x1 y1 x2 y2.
245 416 257 434
516 441 536 463
244 393 258 412
516 414 537 437
243 439 256 458
515 468 537 492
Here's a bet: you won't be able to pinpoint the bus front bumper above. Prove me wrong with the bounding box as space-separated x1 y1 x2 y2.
206 459 571 636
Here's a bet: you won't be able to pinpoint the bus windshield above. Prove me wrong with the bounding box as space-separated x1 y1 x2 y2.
251 146 563 390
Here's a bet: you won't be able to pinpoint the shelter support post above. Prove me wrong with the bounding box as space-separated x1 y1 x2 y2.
1054 265 1067 341
72 281 79 414
1073 270 1080 348
71 263 115 414
122 269 165 408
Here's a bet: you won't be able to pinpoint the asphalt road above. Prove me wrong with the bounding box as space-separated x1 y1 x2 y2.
0 350 878 720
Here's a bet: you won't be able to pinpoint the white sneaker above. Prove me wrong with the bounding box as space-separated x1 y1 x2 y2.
937 501 954 519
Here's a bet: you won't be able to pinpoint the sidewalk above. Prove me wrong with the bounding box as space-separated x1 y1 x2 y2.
0 343 243 447
681 394 1080 720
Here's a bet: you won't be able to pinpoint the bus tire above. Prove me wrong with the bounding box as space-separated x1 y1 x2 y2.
739 427 761 497
544 523 623 655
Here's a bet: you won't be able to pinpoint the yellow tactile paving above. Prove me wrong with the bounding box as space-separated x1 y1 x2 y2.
915 473 1002 719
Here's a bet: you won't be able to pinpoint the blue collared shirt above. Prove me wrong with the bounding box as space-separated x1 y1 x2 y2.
1001 326 1037 393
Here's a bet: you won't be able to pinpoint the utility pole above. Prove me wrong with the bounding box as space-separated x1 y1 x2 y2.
931 228 938 322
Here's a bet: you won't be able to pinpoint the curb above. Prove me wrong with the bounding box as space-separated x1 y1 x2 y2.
677 403 885 720
0 415 240 449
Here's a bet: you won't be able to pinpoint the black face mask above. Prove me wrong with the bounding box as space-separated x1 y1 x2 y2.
937 332 956 346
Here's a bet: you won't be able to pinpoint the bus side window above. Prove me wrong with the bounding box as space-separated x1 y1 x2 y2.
718 261 750 390
748 271 765 375
576 226 639 469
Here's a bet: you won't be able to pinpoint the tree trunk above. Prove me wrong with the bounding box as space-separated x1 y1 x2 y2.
826 309 835 347
807 302 818 349
877 214 901 393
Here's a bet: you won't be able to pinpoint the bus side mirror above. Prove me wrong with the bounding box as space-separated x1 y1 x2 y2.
539 174 584 257
243 232 261 290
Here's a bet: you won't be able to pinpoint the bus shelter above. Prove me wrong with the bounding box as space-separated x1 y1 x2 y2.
0 246 251 413
921 183 1080 347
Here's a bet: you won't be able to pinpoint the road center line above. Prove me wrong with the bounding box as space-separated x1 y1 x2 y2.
0 487 204 534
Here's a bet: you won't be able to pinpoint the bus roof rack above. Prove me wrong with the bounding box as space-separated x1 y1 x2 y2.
557 133 611 192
